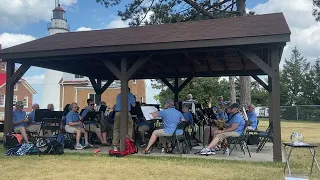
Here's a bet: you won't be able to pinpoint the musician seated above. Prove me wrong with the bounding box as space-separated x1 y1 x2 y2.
81 99 106 145
12 101 30 143
27 103 42 135
203 104 227 149
182 105 194 126
201 103 245 155
143 99 185 154
65 103 91 150
137 117 151 147
214 104 228 121
247 104 258 130
61 104 71 125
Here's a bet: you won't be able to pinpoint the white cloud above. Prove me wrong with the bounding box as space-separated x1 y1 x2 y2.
105 11 154 29
76 27 93 31
106 17 129 29
0 32 36 49
251 0 320 65
24 74 45 85
0 0 77 29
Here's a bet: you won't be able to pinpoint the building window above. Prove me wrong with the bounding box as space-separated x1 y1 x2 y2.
75 74 84 78
13 95 17 105
14 84 18 91
140 96 144 103
133 79 136 84
88 93 95 103
1 62 6 71
0 95 5 106
23 96 28 107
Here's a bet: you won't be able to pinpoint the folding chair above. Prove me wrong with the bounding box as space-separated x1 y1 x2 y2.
223 120 251 157
171 121 190 156
255 122 273 153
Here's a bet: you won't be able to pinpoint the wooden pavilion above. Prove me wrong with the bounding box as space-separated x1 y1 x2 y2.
0 13 290 162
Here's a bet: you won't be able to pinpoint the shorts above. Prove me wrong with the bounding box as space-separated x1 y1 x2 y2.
216 131 240 141
85 124 101 133
65 125 83 133
153 129 172 137
26 124 40 133
13 126 25 133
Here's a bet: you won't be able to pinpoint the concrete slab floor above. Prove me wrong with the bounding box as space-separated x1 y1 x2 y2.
64 143 278 162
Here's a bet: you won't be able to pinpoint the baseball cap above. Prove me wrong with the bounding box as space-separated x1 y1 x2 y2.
15 101 24 107
229 103 240 109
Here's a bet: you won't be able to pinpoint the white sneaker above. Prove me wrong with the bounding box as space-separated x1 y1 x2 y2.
75 144 84 150
113 146 118 151
84 143 93 148
200 148 215 155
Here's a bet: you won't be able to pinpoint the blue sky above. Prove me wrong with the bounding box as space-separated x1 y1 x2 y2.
0 0 318 105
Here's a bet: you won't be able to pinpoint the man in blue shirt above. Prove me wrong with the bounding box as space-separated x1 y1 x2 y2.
65 103 91 150
143 99 185 154
13 101 29 143
113 88 136 151
247 104 258 130
182 105 193 125
26 103 42 135
201 103 245 155
80 99 106 145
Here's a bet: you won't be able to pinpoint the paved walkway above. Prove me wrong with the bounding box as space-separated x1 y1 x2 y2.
64 143 277 162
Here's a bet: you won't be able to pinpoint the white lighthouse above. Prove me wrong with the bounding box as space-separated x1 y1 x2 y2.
42 1 69 110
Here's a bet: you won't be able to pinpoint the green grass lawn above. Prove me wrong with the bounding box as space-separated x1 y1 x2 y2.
0 121 320 180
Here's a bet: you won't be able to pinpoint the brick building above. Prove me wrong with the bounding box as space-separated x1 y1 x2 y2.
59 73 146 110
0 61 36 119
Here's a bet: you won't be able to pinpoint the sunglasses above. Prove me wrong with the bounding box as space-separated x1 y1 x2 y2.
89 104 94 106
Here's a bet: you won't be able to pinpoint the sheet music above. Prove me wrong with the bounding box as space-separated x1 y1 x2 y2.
141 106 158 120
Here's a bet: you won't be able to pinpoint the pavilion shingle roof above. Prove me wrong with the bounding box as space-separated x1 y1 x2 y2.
0 13 290 54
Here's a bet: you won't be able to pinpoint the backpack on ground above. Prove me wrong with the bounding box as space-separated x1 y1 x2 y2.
247 134 260 145
109 138 137 157
56 134 65 148
4 134 22 149
44 140 64 155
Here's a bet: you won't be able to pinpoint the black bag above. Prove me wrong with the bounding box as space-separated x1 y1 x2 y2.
64 139 75 150
44 140 64 155
4 134 22 149
247 135 260 145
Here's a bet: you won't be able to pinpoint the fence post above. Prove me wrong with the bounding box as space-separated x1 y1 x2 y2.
296 106 299 122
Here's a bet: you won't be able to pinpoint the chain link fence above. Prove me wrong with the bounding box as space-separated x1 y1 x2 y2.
257 105 320 122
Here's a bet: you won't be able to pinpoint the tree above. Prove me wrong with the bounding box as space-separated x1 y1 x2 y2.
304 58 320 104
96 0 252 105
151 77 230 107
313 0 320 21
281 47 310 105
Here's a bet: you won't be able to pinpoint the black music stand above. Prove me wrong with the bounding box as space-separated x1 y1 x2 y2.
82 111 99 144
194 108 218 154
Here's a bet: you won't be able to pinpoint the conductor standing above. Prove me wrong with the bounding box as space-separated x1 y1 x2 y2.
113 88 136 151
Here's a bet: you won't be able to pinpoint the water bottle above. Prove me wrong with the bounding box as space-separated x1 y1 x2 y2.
161 148 165 155
80 137 85 146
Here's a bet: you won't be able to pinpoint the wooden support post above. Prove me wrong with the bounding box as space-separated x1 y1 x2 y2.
252 75 268 91
240 48 273 76
102 55 149 151
160 76 194 103
95 79 102 104
119 57 128 151
4 61 21 135
174 77 179 103
270 47 282 162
